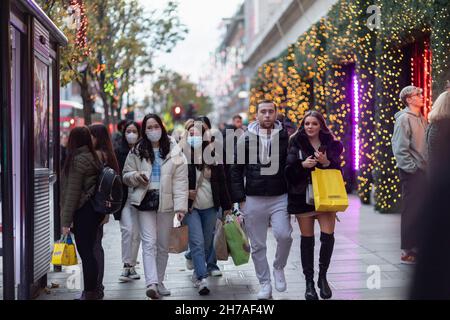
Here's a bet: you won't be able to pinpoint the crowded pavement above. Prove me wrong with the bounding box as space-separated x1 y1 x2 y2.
38 195 411 300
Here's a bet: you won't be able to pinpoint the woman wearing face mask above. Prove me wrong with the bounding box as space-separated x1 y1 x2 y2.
122 114 188 299
180 118 232 295
285 110 343 301
114 121 143 282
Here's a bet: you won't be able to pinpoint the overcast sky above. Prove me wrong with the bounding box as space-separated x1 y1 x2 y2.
139 0 243 82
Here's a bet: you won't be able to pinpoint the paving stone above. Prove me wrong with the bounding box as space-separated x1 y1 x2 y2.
37 195 411 300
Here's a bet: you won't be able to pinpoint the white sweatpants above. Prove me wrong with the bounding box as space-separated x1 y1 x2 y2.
242 194 293 285
137 210 174 286
120 203 141 266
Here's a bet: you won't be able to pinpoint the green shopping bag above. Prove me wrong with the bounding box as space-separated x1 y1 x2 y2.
223 215 250 266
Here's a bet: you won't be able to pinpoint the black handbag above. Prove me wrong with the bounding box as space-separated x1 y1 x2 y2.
133 189 159 211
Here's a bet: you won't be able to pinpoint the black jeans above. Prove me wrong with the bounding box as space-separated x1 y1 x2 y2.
94 225 104 289
399 168 426 251
73 201 104 292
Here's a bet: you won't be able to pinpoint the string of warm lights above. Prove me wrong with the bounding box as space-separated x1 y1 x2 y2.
249 0 450 212
69 0 90 56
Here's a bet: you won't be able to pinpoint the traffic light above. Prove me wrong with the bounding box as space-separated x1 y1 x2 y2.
171 104 184 121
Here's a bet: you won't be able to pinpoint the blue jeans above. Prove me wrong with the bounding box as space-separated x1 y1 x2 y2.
184 207 217 280
185 208 221 272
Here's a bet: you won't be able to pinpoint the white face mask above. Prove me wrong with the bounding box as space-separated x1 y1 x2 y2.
146 129 162 142
125 132 138 145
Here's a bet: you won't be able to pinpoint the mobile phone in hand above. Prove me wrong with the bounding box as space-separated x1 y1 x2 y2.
318 145 327 153
141 173 149 182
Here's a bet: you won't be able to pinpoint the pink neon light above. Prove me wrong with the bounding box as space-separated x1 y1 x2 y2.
353 75 360 171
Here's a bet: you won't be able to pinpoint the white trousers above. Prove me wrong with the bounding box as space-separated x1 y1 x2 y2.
138 210 174 286
120 203 141 266
242 194 293 285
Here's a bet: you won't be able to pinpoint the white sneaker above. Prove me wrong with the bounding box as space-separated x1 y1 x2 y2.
191 273 200 288
157 283 171 296
186 258 194 270
198 278 210 296
128 267 141 280
146 284 160 299
209 269 222 277
273 268 287 292
119 267 131 282
257 283 272 300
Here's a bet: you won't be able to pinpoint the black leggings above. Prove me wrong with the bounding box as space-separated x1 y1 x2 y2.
73 201 104 292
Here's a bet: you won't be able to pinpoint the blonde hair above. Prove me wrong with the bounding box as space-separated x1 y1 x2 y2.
428 91 450 123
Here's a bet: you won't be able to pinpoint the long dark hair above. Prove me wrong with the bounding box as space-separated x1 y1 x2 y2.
89 123 120 172
134 114 171 163
63 126 100 176
294 110 336 144
121 121 141 148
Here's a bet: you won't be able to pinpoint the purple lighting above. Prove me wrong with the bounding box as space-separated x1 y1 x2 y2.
353 74 360 171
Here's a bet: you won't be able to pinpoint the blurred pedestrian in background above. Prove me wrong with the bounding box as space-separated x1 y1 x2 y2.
392 85 428 264
411 86 450 299
112 119 128 151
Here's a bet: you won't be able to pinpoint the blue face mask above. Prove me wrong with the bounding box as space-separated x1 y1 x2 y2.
187 136 203 149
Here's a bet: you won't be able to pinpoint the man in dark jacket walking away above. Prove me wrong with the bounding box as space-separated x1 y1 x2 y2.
230 100 293 300
392 85 428 265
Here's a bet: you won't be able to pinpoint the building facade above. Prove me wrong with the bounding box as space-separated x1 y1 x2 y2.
1 0 67 300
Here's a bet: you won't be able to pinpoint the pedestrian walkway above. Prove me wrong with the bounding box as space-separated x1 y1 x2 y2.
37 195 412 300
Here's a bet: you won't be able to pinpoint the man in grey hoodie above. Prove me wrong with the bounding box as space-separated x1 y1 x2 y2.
392 85 428 264
230 100 293 300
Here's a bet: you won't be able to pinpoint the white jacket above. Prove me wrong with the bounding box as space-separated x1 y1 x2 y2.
122 139 188 214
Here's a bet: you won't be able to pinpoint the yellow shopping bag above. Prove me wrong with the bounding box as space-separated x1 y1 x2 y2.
51 234 78 266
311 168 349 212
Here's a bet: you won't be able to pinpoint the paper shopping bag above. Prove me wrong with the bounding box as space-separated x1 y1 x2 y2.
51 234 78 266
169 216 189 254
311 168 349 212
214 219 229 261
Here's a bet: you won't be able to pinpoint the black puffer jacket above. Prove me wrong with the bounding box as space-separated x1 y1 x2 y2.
229 121 289 203
188 164 232 212
285 131 343 196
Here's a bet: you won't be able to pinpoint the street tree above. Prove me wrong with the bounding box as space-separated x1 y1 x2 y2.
38 0 187 125
151 69 213 120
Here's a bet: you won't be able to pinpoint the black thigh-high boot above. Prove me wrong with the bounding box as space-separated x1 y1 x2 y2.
318 232 335 299
301 236 318 300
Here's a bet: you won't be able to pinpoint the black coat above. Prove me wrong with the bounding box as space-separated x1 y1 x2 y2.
188 164 232 212
426 118 450 178
113 140 131 220
285 132 343 214
229 127 289 203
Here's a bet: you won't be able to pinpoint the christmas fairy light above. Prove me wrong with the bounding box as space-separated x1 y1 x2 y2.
249 0 450 212
353 74 360 171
